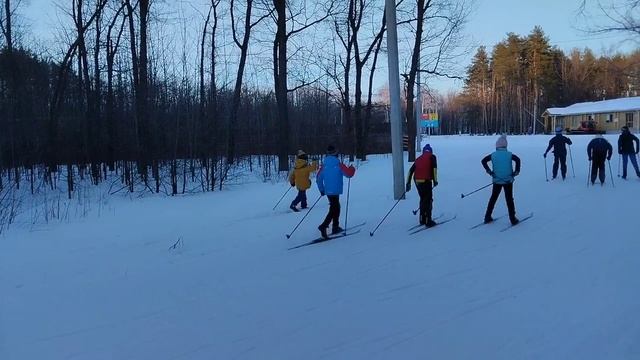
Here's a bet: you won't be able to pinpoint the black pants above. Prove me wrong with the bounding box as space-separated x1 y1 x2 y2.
485 183 516 221
291 190 307 208
591 158 606 184
552 153 567 178
416 181 433 223
320 195 340 229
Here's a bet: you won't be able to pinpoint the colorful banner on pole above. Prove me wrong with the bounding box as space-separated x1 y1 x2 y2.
421 112 439 128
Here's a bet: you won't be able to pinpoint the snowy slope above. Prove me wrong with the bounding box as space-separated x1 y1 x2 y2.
1 135 639 360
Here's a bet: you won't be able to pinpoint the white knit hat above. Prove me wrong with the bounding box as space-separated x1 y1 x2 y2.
496 135 508 148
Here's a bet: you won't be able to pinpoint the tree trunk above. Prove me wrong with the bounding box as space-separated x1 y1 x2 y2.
274 0 290 172
228 0 256 165
139 0 151 184
405 0 428 162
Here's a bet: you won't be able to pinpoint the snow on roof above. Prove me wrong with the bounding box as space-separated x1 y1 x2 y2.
545 97 640 117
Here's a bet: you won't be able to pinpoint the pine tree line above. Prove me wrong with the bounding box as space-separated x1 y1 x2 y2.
442 27 640 135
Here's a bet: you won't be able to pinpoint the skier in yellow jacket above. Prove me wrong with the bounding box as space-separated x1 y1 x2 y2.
289 150 318 212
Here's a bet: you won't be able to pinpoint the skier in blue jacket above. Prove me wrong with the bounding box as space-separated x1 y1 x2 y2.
481 135 521 225
316 145 356 239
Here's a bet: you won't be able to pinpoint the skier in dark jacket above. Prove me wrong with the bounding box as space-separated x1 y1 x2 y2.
406 144 438 227
617 126 640 179
544 126 573 180
481 135 521 225
316 145 355 239
587 134 613 186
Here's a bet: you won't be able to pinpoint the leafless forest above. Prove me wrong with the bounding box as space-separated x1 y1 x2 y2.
0 0 638 231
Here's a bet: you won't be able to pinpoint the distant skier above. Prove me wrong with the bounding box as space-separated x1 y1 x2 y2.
406 144 438 227
617 126 640 179
481 135 521 225
316 145 356 239
543 126 573 180
288 150 318 212
587 134 613 186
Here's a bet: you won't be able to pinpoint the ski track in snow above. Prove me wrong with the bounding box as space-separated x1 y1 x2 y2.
1 135 640 359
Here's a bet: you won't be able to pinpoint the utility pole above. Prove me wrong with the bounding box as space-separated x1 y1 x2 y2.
385 0 405 200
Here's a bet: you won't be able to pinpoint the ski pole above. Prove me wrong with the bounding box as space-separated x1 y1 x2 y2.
544 155 549 182
608 159 615 187
369 192 406 237
568 145 576 178
344 178 351 234
587 159 591 187
617 154 621 177
273 185 294 210
461 183 492 199
285 195 322 239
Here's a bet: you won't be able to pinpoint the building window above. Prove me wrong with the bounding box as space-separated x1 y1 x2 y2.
605 114 614 123
626 113 634 128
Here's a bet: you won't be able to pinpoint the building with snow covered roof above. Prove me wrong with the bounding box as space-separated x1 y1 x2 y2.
543 97 640 134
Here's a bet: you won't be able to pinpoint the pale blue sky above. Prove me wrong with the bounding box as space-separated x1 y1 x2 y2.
18 0 638 93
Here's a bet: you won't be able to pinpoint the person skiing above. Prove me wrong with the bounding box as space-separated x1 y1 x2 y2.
587 134 613 186
481 135 521 225
543 126 573 180
617 126 640 179
587 134 613 185
316 145 356 239
406 144 438 227
288 150 318 212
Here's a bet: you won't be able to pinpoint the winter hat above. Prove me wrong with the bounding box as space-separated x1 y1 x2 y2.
622 126 630 132
326 145 338 155
297 149 306 156
555 126 563 134
495 135 508 148
422 144 433 153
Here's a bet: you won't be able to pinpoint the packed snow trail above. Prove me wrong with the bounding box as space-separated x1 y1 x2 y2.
1 135 639 360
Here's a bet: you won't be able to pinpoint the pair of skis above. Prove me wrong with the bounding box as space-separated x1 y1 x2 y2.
407 213 457 235
288 222 367 250
469 212 534 232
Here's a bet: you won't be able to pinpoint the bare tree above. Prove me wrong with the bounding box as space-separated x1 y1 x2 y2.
48 0 108 176
402 0 470 161
227 0 272 164
351 0 387 160
272 0 335 171
105 2 126 170
579 0 640 37
1 0 13 51
1 0 16 188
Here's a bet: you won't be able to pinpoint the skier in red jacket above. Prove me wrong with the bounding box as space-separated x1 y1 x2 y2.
406 144 438 227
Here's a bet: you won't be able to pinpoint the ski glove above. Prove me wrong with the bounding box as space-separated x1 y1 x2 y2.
487 170 495 176
513 171 520 177
320 191 325 196
543 153 547 158
588 157 592 161
290 182 295 187
433 181 438 188
405 183 411 192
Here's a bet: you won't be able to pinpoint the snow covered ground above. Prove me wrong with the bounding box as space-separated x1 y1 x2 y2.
2 135 639 360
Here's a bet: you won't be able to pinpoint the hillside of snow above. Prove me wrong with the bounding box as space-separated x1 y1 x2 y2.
1 135 639 360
